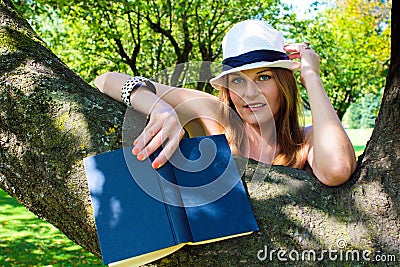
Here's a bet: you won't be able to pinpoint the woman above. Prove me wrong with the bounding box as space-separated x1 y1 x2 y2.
94 20 356 186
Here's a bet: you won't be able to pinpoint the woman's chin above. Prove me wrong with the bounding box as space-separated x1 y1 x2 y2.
242 114 273 126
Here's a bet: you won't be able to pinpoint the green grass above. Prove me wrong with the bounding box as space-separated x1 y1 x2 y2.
345 128 373 158
0 188 105 267
345 128 373 146
353 145 366 155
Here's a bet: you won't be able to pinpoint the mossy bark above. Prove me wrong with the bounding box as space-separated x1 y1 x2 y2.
0 0 399 266
0 0 126 257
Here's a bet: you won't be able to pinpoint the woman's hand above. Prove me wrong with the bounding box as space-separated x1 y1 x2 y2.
284 43 321 88
132 100 185 169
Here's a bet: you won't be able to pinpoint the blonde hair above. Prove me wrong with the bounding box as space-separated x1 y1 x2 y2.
217 68 305 167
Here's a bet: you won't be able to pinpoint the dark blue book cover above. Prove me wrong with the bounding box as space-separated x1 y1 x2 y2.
84 134 259 266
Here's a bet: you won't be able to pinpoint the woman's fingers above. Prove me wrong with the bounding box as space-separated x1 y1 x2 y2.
138 119 176 161
135 124 165 160
283 43 305 55
132 106 184 168
283 44 301 52
284 43 321 85
152 128 185 169
133 118 163 155
284 44 306 61
287 51 301 60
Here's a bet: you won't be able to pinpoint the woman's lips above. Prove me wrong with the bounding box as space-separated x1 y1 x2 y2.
244 103 266 111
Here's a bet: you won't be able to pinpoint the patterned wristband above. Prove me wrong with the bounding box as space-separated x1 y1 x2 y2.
120 76 157 108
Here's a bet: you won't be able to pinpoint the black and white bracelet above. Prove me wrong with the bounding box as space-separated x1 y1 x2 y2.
120 76 157 108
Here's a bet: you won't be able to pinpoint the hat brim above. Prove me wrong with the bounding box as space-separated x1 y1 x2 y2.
210 60 301 89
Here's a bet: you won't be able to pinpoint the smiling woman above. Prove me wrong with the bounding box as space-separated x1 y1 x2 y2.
94 19 356 186
227 69 280 126
218 67 304 168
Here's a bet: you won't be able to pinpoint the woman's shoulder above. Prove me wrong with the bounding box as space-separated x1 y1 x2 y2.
302 125 313 141
297 125 313 171
303 124 312 133
301 125 313 156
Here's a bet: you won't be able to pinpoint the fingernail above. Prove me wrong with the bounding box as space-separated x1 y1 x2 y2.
152 162 160 169
137 153 144 161
133 140 138 145
132 148 139 155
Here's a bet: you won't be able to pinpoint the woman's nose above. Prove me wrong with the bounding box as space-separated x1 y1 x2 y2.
244 80 260 99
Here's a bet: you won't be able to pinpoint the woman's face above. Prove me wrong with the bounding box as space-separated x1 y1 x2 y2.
227 67 281 127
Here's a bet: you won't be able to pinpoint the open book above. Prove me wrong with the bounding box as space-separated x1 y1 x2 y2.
84 134 258 267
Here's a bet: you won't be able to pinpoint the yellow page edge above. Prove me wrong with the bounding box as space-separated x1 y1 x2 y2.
108 231 254 267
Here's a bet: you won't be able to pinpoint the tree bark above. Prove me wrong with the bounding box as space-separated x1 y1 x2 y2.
0 0 399 266
0 0 126 257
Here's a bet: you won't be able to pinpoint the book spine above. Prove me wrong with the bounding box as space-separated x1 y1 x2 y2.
150 152 193 244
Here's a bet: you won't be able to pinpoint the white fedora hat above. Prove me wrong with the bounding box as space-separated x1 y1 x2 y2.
210 20 300 88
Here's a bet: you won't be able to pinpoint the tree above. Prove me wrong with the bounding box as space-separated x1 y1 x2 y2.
14 0 283 92
288 0 391 119
15 0 390 117
1 0 399 266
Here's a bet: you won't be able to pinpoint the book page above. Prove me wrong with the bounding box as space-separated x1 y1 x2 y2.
172 135 259 242
85 148 178 264
109 243 186 267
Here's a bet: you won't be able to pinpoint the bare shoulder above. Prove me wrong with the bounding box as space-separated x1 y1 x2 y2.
303 125 313 143
302 125 313 160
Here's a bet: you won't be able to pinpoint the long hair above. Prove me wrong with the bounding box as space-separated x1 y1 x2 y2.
217 68 305 167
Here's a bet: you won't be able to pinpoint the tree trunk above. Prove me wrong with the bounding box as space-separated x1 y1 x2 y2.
0 0 127 257
1 0 399 266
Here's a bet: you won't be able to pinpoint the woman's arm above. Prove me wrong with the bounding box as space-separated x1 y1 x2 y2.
94 72 216 114
93 72 221 168
284 44 357 186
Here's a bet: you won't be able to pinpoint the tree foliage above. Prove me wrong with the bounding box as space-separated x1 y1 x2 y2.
14 0 391 117
14 0 283 92
288 0 391 119
346 91 381 129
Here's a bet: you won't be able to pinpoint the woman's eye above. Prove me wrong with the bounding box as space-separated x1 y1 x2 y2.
231 77 244 84
259 74 271 81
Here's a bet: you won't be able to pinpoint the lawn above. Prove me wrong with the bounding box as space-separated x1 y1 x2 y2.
0 129 373 266
345 128 373 158
0 188 105 267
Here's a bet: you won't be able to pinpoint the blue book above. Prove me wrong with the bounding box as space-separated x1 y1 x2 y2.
84 134 259 267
